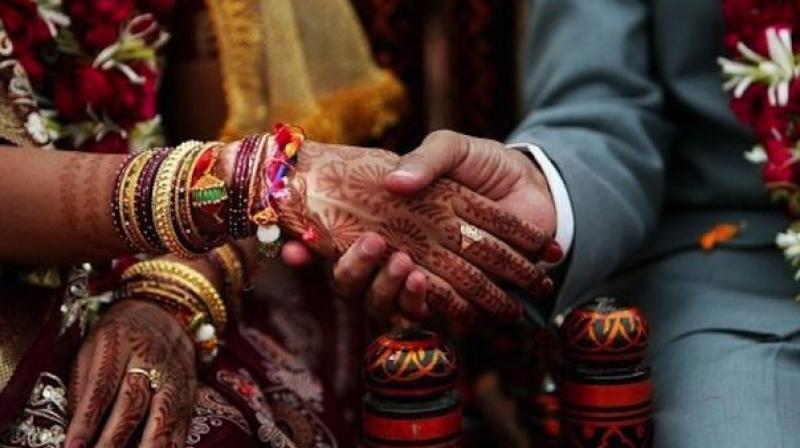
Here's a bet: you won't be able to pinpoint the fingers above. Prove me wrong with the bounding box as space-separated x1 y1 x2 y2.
384 130 471 195
419 266 479 321
68 338 94 415
280 240 315 267
453 191 550 255
95 368 153 448
398 270 432 321
140 363 195 448
425 247 522 319
365 253 432 321
365 251 412 318
66 323 128 448
332 232 387 300
454 223 553 299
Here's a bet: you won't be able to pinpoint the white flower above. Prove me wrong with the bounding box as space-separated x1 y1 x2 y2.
718 27 800 106
25 112 49 144
35 0 70 38
744 145 768 164
93 14 169 84
776 226 800 279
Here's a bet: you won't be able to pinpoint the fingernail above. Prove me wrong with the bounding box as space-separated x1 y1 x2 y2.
543 241 563 263
388 169 417 180
361 236 384 257
389 255 410 277
406 271 425 292
67 439 85 448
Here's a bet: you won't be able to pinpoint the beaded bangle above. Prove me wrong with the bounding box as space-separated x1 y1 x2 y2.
116 277 220 364
135 148 171 253
111 154 136 250
208 243 245 320
122 151 163 253
121 259 228 332
152 143 199 259
251 124 306 258
228 135 261 240
173 142 213 254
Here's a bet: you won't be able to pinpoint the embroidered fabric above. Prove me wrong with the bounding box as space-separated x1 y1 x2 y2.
0 372 67 448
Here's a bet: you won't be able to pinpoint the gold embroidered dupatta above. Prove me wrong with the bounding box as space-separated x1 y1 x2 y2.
205 0 406 142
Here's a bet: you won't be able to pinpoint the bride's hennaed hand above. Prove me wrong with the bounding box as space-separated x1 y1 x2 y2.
277 142 554 321
66 300 196 448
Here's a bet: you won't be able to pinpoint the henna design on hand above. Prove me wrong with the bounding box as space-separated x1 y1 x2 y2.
377 218 430 261
68 300 197 448
454 193 549 255
287 143 553 319
107 373 151 447
59 153 84 237
82 320 124 425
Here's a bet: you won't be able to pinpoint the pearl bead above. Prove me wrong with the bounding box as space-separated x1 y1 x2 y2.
195 323 216 342
257 224 281 243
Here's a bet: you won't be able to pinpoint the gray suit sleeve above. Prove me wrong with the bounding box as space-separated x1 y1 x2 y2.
508 0 676 310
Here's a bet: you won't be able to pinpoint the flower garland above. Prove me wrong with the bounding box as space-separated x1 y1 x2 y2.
0 0 174 154
718 0 800 283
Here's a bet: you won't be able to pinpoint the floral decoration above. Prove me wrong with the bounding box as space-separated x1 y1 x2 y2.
0 0 174 154
719 0 800 285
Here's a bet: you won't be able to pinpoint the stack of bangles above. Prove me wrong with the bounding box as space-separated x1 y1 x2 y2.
115 245 244 364
111 123 307 259
110 123 307 363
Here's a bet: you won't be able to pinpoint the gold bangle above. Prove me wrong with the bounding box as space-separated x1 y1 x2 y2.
210 243 244 320
174 142 212 253
118 279 208 316
122 260 227 331
152 144 198 259
118 150 158 252
246 134 269 223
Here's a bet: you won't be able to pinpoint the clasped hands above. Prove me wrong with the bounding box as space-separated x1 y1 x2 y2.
281 130 560 321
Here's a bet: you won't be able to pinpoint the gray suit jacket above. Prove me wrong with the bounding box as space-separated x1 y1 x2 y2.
508 0 790 314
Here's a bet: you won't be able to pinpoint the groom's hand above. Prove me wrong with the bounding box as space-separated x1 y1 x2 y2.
282 131 558 321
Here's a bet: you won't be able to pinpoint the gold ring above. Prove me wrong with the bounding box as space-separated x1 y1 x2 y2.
460 223 484 253
127 367 163 392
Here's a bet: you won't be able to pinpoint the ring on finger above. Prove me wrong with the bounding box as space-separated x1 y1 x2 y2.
127 367 163 392
460 223 484 253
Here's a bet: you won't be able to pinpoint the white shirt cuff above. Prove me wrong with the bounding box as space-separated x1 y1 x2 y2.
508 143 575 267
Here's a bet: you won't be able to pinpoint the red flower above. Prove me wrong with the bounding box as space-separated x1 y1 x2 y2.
106 64 158 124
79 132 129 153
80 23 121 52
763 138 796 184
53 63 114 120
0 0 54 85
722 0 798 52
66 0 135 51
731 83 768 128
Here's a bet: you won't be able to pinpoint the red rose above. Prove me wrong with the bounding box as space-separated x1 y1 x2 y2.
730 83 768 127
79 132 129 153
722 0 797 52
0 0 54 86
66 0 134 25
0 0 36 37
81 23 121 52
16 53 45 85
66 0 134 51
106 64 158 124
763 161 795 184
53 63 113 120
756 104 792 140
763 139 795 184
